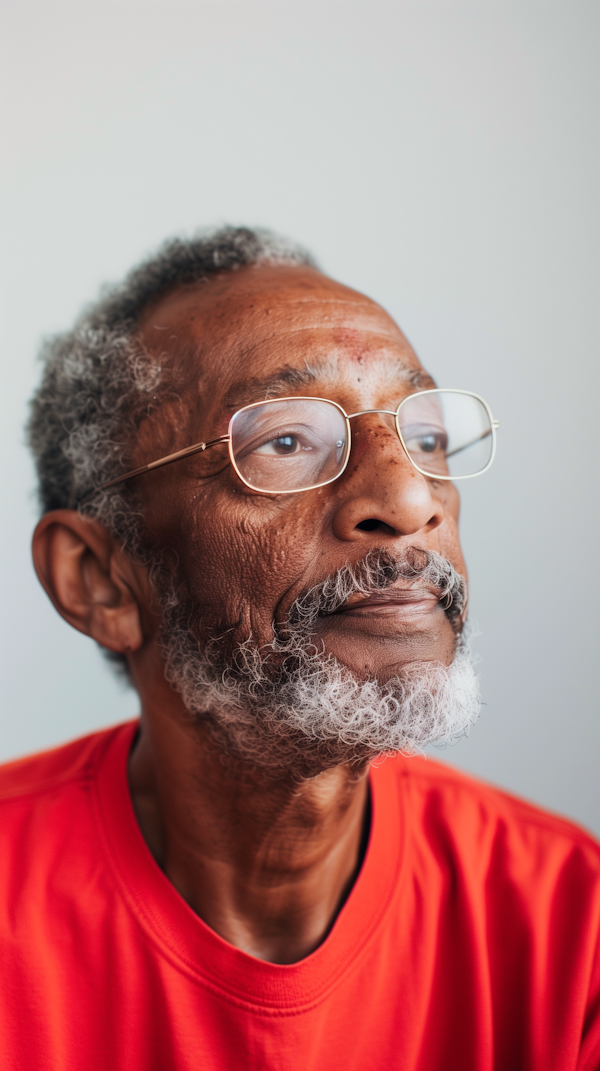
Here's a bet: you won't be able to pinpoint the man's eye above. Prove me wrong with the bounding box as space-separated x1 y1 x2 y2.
416 434 439 453
257 435 302 456
404 430 448 454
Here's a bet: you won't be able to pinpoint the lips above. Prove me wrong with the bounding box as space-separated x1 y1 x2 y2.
283 548 466 640
329 587 442 618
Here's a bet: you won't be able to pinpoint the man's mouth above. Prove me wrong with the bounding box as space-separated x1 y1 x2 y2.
327 586 442 619
283 547 467 640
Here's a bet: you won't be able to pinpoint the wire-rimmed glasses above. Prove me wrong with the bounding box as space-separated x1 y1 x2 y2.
99 389 499 496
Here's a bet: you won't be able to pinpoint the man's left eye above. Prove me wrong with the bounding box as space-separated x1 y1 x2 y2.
400 432 443 454
416 434 440 453
402 428 448 455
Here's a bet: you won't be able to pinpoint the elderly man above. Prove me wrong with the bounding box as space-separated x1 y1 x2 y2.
2 228 599 1070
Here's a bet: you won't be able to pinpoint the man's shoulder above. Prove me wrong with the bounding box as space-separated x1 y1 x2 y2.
387 751 600 862
0 723 138 958
0 721 136 808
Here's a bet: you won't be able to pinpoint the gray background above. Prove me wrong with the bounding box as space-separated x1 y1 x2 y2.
1 1 598 836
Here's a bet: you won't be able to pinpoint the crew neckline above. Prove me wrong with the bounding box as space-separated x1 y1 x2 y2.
93 722 407 1013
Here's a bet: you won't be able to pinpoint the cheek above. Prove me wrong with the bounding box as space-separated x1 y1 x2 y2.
163 487 328 639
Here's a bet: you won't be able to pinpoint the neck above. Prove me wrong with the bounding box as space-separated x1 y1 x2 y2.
128 679 371 965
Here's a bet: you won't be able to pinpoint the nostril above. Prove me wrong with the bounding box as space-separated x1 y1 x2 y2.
356 519 382 532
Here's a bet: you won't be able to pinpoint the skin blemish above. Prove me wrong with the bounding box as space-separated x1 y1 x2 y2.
332 327 367 363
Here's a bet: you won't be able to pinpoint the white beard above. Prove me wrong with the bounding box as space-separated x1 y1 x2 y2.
157 549 481 779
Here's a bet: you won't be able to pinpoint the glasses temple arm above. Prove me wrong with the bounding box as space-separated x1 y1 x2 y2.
97 435 231 491
445 427 495 460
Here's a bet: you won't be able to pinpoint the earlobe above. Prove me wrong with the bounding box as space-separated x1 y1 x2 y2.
32 510 145 655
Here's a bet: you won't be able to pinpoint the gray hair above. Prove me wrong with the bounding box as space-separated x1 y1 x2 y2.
28 226 316 526
27 226 316 675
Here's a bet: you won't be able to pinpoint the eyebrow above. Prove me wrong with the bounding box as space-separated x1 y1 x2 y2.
222 357 435 412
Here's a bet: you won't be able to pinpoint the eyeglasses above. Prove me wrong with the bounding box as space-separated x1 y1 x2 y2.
99 389 499 496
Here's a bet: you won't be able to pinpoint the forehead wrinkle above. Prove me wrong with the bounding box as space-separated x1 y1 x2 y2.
150 280 432 418
215 319 409 380
144 278 408 380
231 316 404 343
221 289 385 314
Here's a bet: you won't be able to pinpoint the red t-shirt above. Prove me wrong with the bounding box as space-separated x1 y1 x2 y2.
1 721 600 1071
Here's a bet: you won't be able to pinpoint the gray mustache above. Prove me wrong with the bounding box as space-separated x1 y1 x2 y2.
287 547 467 631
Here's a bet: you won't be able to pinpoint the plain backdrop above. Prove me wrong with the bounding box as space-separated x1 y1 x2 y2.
1 1 598 836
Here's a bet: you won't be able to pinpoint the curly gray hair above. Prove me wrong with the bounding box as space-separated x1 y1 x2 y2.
27 225 316 676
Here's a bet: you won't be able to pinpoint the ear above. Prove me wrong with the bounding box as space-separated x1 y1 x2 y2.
32 510 149 655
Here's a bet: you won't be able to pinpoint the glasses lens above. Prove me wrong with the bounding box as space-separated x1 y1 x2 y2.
397 390 494 478
230 399 349 492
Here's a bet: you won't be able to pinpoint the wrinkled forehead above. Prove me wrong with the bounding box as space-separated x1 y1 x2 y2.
137 264 430 406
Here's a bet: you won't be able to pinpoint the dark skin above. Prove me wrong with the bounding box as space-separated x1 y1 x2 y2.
32 264 467 964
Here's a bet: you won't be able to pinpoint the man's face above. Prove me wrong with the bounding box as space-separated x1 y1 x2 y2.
134 264 467 682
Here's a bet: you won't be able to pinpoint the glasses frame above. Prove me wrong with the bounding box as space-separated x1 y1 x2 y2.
98 388 499 496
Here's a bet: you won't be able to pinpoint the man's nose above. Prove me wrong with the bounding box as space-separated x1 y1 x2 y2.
331 417 444 542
